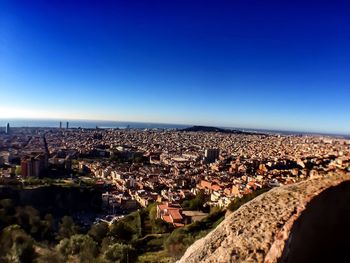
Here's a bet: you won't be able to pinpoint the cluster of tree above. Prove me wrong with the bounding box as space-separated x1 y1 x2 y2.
0 177 78 187
0 198 56 262
0 188 270 263
0 199 55 242
0 198 141 263
0 225 36 263
181 190 208 212
51 215 138 262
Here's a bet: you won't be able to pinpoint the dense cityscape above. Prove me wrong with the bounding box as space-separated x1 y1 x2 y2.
0 122 349 262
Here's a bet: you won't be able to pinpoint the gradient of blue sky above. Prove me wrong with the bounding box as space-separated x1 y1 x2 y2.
0 0 349 133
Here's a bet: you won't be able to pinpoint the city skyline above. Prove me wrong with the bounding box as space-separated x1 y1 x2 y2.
1 1 349 134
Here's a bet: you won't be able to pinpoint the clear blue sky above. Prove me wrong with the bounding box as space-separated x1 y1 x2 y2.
0 0 349 134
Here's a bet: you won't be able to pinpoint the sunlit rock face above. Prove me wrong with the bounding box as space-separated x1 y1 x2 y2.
279 180 350 263
178 172 350 263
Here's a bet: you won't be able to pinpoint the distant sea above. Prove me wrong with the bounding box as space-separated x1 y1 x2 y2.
0 119 189 130
0 119 349 139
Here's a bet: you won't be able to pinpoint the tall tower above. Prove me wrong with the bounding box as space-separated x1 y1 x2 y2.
59 121 62 129
204 148 220 163
66 122 69 129
5 123 10 134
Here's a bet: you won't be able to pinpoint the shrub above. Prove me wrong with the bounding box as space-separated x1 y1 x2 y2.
102 243 136 263
88 222 109 244
0 225 36 263
56 234 98 262
57 216 80 240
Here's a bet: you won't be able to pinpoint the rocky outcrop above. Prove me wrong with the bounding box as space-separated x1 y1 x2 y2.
178 172 350 263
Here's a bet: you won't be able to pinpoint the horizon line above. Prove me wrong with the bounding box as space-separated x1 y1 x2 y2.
0 117 349 137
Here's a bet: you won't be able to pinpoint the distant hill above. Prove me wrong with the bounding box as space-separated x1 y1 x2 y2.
181 126 230 133
180 125 265 135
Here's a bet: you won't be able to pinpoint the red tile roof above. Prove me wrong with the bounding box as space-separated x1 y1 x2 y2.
158 204 168 211
169 209 183 220
211 184 221 191
162 215 173 223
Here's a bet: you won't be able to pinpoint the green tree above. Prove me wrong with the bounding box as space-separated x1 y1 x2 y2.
40 214 55 241
149 204 157 223
56 234 98 262
15 166 22 175
109 221 135 242
181 191 206 211
0 199 16 230
57 216 80 240
153 219 173 234
36 251 66 263
181 200 191 210
102 243 136 263
56 238 70 257
100 236 115 254
88 222 108 244
15 206 42 239
0 225 36 263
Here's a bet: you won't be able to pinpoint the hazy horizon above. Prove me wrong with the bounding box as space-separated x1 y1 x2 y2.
1 117 349 136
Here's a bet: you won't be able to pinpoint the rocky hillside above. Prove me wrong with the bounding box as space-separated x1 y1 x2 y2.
178 171 350 263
